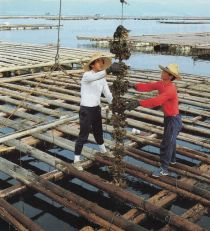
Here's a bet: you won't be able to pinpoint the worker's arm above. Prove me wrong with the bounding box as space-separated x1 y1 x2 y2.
102 80 113 104
135 81 161 92
140 90 173 108
125 89 173 111
82 70 106 83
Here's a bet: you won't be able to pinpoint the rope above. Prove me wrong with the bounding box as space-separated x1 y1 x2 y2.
108 212 120 231
121 1 124 25
120 0 128 25
0 0 79 130
0 73 50 128
51 0 79 85
54 0 62 66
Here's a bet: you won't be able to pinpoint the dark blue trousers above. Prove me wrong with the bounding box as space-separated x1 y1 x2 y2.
75 106 104 155
160 115 182 170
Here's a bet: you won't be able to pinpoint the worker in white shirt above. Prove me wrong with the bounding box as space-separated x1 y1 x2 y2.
74 53 124 170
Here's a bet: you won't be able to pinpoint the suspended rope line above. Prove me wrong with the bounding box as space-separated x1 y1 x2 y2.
120 0 128 25
50 0 79 85
54 0 62 66
121 0 124 25
0 0 79 130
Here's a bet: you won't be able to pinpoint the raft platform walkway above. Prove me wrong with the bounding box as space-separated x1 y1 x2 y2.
0 24 59 31
77 32 210 58
0 42 209 230
0 41 112 77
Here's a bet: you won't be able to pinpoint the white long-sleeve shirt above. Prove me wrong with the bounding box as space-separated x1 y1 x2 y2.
80 70 113 107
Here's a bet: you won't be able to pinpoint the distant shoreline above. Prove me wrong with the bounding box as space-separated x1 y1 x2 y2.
1 15 210 21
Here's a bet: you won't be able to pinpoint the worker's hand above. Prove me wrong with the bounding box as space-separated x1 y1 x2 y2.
125 100 139 111
128 81 136 88
102 105 109 111
106 62 125 75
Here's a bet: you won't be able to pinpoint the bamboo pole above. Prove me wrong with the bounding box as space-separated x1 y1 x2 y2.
0 105 45 123
20 77 210 120
2 107 208 182
131 190 177 224
1 81 208 148
134 107 210 129
126 118 210 149
3 112 208 184
96 156 210 207
160 203 208 231
125 147 210 183
0 69 83 83
2 125 208 230
55 118 210 168
12 131 210 228
21 79 81 97
0 122 208 229
0 96 68 118
21 79 210 132
63 124 209 229
0 64 208 230
0 157 146 231
134 158 210 199
124 132 210 164
0 87 50 106
0 82 80 103
0 207 28 231
0 155 206 231
0 198 45 231
126 110 210 136
0 74 209 140
0 114 78 144
0 162 89 199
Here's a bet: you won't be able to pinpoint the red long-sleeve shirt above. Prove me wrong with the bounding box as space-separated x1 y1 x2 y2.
135 81 179 117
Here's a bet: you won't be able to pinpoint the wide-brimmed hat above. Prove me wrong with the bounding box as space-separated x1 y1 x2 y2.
159 64 182 80
83 53 112 71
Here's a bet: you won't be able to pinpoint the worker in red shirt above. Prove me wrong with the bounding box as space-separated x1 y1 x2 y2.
126 64 183 177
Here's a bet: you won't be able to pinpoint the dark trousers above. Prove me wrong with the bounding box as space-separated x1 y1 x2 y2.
160 115 182 170
75 106 104 155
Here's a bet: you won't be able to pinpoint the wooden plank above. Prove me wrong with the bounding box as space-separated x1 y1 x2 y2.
0 114 78 144
0 157 146 231
77 32 210 56
0 41 113 73
0 24 59 31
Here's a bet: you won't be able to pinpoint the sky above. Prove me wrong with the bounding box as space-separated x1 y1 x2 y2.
0 0 209 16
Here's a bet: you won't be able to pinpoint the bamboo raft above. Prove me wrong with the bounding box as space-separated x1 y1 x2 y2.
0 64 209 230
0 41 113 77
77 32 210 57
0 24 59 31
159 20 210 24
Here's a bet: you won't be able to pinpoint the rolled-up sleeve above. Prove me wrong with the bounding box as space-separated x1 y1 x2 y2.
102 81 113 104
135 81 161 92
140 91 173 108
82 70 106 83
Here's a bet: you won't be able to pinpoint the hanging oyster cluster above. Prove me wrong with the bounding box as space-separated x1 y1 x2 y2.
109 25 131 186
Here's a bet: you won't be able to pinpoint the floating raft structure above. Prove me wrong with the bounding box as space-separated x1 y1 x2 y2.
77 32 210 58
0 24 60 31
0 43 209 230
0 41 112 77
158 20 210 24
